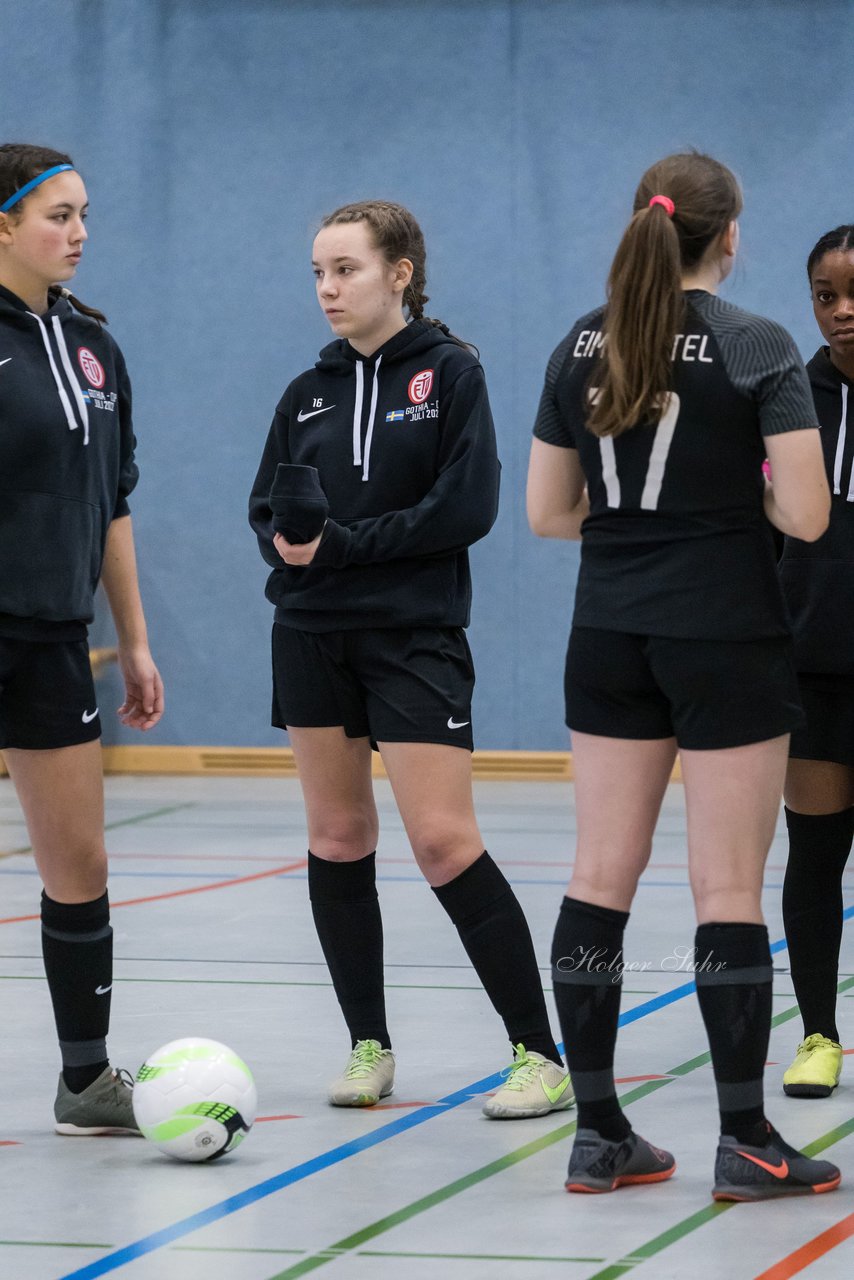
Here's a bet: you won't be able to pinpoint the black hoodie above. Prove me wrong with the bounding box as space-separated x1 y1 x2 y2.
249 321 500 631
0 284 137 636
779 347 854 673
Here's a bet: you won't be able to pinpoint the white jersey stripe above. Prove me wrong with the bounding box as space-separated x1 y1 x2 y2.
599 435 620 507
640 393 680 510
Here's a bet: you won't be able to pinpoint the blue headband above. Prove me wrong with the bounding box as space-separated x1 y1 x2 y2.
0 164 75 213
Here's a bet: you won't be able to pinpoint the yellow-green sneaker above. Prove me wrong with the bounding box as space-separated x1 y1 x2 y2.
482 1044 574 1118
328 1039 395 1107
783 1034 843 1098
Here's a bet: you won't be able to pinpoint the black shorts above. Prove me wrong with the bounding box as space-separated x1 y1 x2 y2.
789 673 854 766
272 623 475 750
0 637 101 750
564 626 803 750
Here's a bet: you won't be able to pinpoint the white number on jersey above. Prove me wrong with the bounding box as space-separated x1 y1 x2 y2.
593 391 682 510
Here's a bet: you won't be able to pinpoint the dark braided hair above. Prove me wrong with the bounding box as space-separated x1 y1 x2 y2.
0 143 107 324
319 200 475 352
807 225 854 283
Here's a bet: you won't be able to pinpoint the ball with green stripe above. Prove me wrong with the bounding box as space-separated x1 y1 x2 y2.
133 1037 257 1162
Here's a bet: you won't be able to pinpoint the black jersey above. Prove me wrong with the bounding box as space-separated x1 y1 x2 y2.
779 348 854 674
0 284 137 638
533 290 817 640
249 321 500 631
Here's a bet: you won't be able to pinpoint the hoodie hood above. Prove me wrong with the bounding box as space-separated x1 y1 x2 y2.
0 283 89 443
314 318 458 374
313 320 464 482
806 345 851 394
807 346 853 500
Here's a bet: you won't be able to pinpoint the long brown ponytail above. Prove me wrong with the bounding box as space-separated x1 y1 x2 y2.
587 152 742 438
0 142 108 325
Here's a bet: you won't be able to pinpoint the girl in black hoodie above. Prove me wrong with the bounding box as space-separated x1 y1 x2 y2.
0 143 163 1134
250 201 570 1116
779 226 854 1099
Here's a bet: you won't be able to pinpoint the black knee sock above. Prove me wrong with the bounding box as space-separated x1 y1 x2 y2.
550 896 631 1140
432 852 561 1064
694 922 772 1144
308 851 390 1050
783 806 854 1042
41 890 112 1093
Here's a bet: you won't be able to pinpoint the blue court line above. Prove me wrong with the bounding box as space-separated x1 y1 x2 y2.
58 906 854 1280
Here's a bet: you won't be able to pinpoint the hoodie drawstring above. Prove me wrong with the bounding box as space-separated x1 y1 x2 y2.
362 355 382 482
352 360 364 468
27 310 90 445
52 314 90 445
351 354 382 481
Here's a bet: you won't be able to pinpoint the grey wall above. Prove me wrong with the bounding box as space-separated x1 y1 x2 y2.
2 0 851 749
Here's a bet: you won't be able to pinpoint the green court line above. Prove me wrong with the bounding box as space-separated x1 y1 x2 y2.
1 803 195 856
104 803 196 832
0 1241 112 1250
262 982 854 1280
359 1250 606 1263
173 1246 304 1256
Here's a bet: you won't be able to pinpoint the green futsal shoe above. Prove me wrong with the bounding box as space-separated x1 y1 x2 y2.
54 1066 141 1136
482 1044 574 1118
783 1034 843 1098
328 1039 395 1107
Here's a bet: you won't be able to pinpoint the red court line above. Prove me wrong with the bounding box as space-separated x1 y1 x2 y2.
255 1114 302 1123
0 1140 21 1146
614 1074 671 1083
753 1212 854 1280
370 1101 435 1110
0 859 308 925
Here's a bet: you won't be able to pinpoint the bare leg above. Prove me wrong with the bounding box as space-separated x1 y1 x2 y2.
680 735 789 923
568 731 677 908
380 741 560 1065
4 741 106 899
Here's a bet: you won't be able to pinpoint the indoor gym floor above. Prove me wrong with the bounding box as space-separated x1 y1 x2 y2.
0 773 852 1280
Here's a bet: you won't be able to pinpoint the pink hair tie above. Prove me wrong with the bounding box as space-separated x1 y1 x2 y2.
648 195 675 217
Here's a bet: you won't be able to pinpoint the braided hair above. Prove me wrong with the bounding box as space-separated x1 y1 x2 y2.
319 200 474 351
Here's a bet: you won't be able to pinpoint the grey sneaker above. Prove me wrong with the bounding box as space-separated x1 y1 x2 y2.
54 1066 141 1136
566 1128 675 1193
328 1039 395 1107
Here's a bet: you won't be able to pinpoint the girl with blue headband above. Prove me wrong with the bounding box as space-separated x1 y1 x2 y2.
0 142 164 1136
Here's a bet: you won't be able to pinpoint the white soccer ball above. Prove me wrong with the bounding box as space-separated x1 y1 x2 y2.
133 1037 258 1162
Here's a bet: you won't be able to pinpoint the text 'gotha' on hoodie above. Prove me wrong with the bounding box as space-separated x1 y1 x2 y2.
249 321 501 631
779 346 854 674
0 283 138 631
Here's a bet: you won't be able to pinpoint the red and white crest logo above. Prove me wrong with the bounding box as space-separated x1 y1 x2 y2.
78 347 105 389
408 369 434 404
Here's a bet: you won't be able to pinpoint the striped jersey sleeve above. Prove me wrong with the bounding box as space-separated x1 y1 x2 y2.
699 295 818 437
532 332 576 446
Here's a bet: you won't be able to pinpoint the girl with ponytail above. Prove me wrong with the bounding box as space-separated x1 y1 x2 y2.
250 200 570 1117
0 142 163 1135
527 153 835 1199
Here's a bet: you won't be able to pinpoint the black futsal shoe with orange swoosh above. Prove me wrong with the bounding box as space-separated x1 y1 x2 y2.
565 1128 676 1193
713 1124 841 1201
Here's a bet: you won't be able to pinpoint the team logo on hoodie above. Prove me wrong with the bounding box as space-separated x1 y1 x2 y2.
408 369 434 404
78 347 105 389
